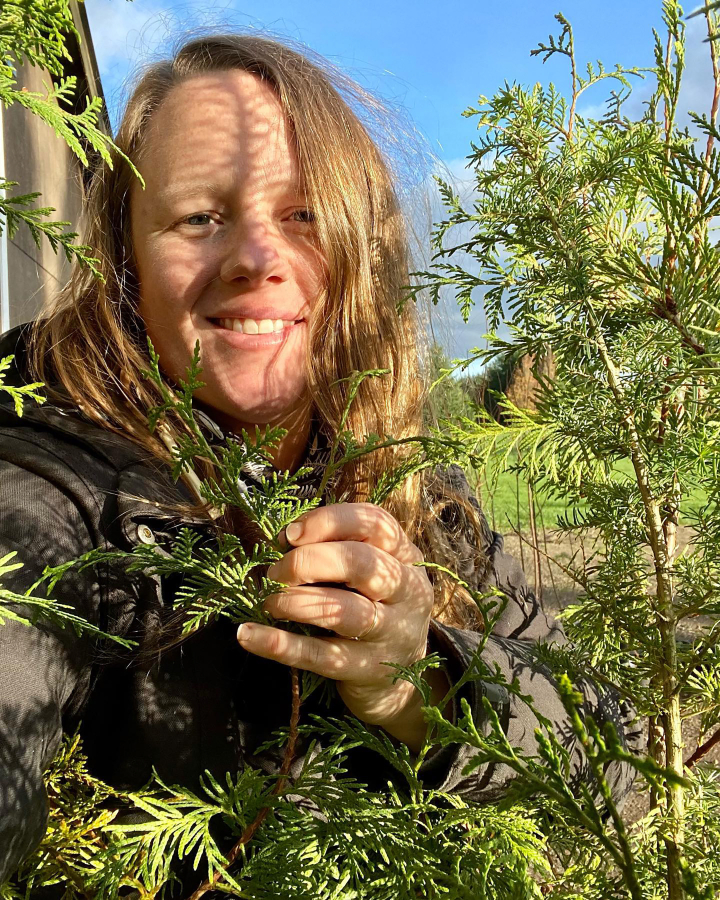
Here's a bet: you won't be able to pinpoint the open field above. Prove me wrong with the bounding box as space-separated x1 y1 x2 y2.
472 458 709 534
497 523 720 823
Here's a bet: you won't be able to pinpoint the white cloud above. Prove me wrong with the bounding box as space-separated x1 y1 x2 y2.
677 13 717 132
86 0 283 126
403 154 497 369
427 12 720 371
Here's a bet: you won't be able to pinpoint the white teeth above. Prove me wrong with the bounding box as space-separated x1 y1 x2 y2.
217 317 297 334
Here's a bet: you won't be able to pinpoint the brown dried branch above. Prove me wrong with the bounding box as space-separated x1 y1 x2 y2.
186 666 302 900
685 725 720 769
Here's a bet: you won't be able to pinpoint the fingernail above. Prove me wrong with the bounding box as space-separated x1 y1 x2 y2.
237 623 252 643
277 528 291 553
286 521 304 543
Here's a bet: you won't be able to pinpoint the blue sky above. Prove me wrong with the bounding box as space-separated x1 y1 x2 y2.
84 0 713 367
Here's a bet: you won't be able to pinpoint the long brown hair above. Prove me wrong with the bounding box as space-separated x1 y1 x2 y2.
28 33 487 629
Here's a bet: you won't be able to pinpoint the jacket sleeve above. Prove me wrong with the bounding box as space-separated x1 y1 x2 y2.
415 465 639 804
0 460 102 883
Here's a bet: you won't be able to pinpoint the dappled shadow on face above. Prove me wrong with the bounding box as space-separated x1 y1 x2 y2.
131 71 326 433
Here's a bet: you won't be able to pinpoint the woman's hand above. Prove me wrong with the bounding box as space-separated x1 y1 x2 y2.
235 502 450 751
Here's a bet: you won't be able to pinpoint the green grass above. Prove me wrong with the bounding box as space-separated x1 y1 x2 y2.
472 467 570 533
469 458 709 534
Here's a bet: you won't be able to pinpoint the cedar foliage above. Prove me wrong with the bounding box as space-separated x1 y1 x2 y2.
1 2 720 898
417 1 720 895
0 0 138 276
0 344 657 899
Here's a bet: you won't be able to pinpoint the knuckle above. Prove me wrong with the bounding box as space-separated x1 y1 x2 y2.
353 503 395 539
324 596 346 630
307 639 324 670
323 642 346 676
412 571 435 613
408 542 425 565
359 503 417 561
345 541 374 581
265 628 287 659
370 503 401 538
263 594 280 617
340 539 359 571
421 583 435 616
422 592 435 618
307 638 343 676
288 545 311 582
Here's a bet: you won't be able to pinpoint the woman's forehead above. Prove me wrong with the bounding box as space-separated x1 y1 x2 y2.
150 71 288 143
137 71 302 196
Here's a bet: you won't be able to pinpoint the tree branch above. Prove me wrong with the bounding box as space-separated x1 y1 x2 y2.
685 726 720 769
185 666 302 900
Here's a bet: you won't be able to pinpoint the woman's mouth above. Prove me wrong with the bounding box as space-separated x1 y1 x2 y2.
211 316 303 334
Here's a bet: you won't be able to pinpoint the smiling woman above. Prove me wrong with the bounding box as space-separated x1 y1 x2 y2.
0 32 639 891
131 69 324 469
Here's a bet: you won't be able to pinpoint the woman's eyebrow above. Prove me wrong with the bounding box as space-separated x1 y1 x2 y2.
156 181 226 204
156 180 305 205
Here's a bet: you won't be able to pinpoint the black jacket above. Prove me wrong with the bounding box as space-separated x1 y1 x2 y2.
0 326 638 883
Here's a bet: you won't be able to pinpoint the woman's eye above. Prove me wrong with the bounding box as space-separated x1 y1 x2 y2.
182 214 214 226
290 209 315 224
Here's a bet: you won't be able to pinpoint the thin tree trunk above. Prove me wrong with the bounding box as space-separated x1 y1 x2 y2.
592 322 686 899
648 715 664 811
527 478 543 604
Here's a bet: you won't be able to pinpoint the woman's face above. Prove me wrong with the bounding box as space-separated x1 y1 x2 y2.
130 70 325 434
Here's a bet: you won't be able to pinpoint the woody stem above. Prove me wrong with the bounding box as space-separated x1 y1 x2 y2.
185 666 302 900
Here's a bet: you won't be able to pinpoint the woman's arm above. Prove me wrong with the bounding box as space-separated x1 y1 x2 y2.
0 459 101 883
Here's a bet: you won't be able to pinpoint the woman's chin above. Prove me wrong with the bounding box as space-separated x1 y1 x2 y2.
196 391 310 434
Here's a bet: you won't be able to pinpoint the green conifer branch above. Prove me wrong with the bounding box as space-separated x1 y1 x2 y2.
0 0 142 273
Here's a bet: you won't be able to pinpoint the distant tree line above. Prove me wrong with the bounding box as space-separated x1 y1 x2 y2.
424 343 555 427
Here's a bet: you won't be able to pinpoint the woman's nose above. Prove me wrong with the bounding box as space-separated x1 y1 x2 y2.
219 220 290 286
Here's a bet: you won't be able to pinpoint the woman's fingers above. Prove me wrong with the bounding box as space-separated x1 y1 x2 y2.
263 584 383 639
267 540 430 607
236 621 378 681
279 502 424 565
247 502 435 706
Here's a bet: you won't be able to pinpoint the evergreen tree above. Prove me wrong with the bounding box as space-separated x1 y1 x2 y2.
3 3 720 897
0 0 136 275
423 342 475 428
418 2 720 896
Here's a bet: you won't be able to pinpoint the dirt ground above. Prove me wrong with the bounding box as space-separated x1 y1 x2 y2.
500 526 720 823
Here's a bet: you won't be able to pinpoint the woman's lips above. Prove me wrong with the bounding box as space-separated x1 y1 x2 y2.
208 316 304 348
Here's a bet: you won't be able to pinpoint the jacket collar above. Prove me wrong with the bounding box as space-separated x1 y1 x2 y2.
193 407 334 500
0 325 334 542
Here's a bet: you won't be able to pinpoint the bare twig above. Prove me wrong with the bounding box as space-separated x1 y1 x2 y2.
685 726 720 768
186 666 302 900
508 521 588 590
537 496 561 607
515 465 527 573
527 478 543 604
